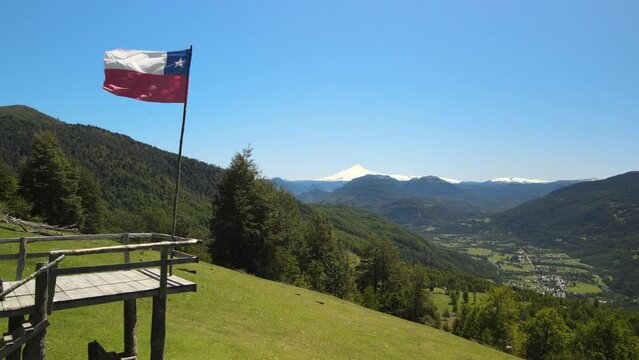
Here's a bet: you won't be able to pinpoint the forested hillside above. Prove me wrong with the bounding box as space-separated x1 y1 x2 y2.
308 204 499 281
0 105 223 236
496 172 639 296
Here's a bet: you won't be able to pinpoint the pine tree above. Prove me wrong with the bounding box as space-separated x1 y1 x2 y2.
209 148 275 277
0 160 17 204
303 214 352 298
19 132 83 226
77 167 104 233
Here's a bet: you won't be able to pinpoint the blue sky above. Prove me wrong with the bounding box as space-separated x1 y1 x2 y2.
2 1 638 181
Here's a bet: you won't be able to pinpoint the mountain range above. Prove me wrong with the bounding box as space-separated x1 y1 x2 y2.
3 105 637 297
0 105 497 280
276 167 583 213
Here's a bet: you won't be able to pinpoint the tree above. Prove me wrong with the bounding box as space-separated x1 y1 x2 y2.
463 290 469 304
0 160 17 204
478 287 518 351
453 287 518 352
356 239 402 293
356 239 409 317
19 132 83 226
77 167 104 233
403 266 440 327
523 308 570 360
0 160 29 216
209 148 274 277
450 290 459 307
572 312 639 359
302 214 352 298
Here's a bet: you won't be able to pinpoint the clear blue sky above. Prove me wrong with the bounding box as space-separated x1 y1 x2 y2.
2 1 638 181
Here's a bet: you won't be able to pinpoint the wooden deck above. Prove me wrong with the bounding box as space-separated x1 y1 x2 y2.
0 269 196 317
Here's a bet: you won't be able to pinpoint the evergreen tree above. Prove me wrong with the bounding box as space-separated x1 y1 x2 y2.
19 132 83 226
463 290 469 304
209 148 274 277
303 214 352 298
356 239 409 317
403 265 440 327
77 167 104 233
0 160 17 205
0 160 29 216
450 290 459 307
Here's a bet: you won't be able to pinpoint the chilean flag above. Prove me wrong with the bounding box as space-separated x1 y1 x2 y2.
103 49 191 103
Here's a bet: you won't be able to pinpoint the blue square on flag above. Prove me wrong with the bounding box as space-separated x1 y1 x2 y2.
165 49 191 75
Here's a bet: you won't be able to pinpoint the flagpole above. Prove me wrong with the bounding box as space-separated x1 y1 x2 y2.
171 45 192 241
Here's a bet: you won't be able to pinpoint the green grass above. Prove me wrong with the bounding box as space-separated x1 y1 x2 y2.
0 233 515 359
466 247 492 256
429 288 488 314
567 282 601 295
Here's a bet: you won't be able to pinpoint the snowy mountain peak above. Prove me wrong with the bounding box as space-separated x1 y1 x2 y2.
439 177 462 184
490 177 550 184
318 164 416 182
318 164 377 181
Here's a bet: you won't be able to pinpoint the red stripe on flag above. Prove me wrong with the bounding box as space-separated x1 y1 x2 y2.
103 69 188 103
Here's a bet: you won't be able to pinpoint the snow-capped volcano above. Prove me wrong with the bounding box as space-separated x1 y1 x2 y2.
318 164 376 181
318 164 416 182
490 177 550 184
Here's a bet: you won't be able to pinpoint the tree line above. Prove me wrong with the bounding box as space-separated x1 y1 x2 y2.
0 132 104 233
208 148 492 327
452 287 639 359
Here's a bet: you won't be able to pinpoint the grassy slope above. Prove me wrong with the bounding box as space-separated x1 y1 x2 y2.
0 228 515 359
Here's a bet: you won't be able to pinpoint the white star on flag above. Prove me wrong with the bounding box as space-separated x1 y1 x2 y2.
174 58 185 68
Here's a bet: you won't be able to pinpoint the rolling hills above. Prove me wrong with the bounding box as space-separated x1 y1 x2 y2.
308 204 499 280
0 226 515 360
496 172 639 296
0 105 497 282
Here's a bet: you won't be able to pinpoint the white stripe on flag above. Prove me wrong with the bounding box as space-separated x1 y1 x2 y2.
104 49 167 75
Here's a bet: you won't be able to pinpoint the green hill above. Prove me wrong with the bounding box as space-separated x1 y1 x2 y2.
380 197 481 228
496 172 639 296
308 204 499 281
0 105 223 237
0 228 514 359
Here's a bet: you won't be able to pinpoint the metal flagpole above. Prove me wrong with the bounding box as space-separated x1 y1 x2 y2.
171 45 193 240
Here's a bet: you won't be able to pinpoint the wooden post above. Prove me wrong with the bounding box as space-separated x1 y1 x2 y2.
16 237 27 280
46 254 59 315
122 234 138 358
8 237 28 360
22 263 49 360
150 246 169 360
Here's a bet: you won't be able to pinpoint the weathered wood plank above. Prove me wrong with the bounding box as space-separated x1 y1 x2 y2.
49 240 200 257
16 237 27 281
22 263 48 360
0 268 195 318
0 233 155 245
150 246 169 360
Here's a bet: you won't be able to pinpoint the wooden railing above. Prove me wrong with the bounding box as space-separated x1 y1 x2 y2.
0 233 202 360
0 233 198 281
0 256 65 359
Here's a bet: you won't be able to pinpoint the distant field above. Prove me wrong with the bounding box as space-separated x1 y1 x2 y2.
0 230 516 359
466 247 492 256
567 282 601 295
